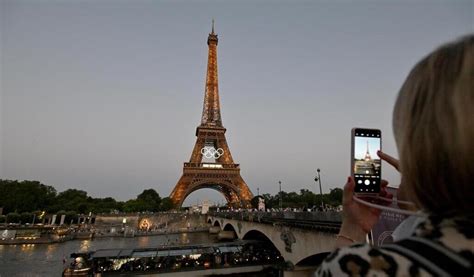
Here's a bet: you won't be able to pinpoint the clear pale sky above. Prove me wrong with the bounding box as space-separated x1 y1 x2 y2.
1 0 472 206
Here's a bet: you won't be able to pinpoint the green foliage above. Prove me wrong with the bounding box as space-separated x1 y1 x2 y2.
123 199 144 213
6 212 21 223
0 215 6 223
20 212 33 224
0 180 56 214
328 188 343 206
0 178 343 218
159 197 173 211
122 189 162 212
48 189 88 213
137 189 161 204
65 211 78 224
250 196 261 209
137 189 161 212
261 193 274 209
256 188 342 210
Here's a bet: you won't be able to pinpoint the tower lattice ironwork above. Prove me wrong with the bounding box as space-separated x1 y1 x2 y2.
169 22 253 208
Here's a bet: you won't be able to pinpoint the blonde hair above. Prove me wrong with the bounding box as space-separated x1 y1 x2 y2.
393 35 473 216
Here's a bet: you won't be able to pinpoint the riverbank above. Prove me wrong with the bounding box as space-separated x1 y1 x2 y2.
94 227 210 238
1 226 211 245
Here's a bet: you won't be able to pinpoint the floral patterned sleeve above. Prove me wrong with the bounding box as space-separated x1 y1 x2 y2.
314 243 430 277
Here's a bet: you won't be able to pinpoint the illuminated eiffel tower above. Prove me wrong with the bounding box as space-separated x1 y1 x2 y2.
169 22 253 208
364 140 372 161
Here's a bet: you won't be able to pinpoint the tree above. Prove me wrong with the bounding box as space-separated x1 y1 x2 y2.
159 197 173 211
0 180 57 214
250 196 261 209
137 189 161 209
49 189 88 213
135 189 161 212
261 193 274 209
6 212 20 223
328 188 343 206
65 211 78 224
123 199 147 213
86 197 119 213
20 212 33 224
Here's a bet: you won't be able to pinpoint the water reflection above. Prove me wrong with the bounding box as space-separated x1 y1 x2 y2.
0 232 215 276
21 244 36 254
181 232 190 244
79 240 91 252
46 244 58 260
138 236 149 248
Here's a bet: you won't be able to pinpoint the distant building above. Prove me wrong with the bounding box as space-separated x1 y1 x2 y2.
258 197 265 211
202 200 210 214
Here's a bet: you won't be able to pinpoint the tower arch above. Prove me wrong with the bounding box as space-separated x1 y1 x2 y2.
177 179 241 207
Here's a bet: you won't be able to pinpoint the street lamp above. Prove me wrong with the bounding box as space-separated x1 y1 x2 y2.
278 181 282 211
314 168 324 211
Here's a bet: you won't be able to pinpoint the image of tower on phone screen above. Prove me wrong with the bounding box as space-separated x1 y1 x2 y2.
354 137 381 175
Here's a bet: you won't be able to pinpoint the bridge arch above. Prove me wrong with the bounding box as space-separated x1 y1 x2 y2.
242 229 282 256
213 220 221 228
223 223 237 233
207 218 212 224
208 214 339 268
243 229 273 242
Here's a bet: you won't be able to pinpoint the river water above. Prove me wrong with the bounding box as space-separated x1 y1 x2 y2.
0 232 216 277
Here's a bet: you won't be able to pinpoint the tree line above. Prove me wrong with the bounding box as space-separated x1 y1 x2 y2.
0 179 173 224
0 179 343 224
250 188 342 210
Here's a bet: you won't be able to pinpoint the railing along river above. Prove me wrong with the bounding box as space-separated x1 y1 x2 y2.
208 211 342 233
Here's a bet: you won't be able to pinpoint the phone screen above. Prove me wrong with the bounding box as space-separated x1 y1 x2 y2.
353 128 381 193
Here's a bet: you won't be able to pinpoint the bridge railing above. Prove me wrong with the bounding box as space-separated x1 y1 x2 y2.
208 211 342 233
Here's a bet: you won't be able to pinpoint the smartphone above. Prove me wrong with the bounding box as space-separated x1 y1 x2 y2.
351 128 382 194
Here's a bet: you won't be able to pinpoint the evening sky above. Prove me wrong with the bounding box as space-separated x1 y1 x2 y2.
1 0 472 205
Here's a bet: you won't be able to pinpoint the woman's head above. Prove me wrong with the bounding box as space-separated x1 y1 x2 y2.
393 35 473 216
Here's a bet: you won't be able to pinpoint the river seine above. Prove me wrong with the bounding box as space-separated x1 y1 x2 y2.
0 232 216 277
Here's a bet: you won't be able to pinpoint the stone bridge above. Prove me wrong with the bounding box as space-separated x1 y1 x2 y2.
207 211 341 274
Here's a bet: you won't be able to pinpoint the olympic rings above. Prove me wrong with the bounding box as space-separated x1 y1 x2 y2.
201 147 224 159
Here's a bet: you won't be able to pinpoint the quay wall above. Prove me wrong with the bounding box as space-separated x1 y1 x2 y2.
94 213 209 230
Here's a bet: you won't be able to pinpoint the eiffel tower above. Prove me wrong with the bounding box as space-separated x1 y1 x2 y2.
169 22 253 208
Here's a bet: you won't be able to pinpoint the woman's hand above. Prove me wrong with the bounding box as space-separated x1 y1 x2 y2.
337 150 397 244
338 177 392 243
377 150 400 171
377 150 417 211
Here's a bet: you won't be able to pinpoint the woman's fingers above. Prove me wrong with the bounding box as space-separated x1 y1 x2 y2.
379 179 389 196
379 179 393 202
343 176 355 206
377 151 400 171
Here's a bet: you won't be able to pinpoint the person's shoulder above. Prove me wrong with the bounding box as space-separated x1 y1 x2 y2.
315 243 429 277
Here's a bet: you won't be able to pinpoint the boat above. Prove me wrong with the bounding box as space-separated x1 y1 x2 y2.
62 240 283 276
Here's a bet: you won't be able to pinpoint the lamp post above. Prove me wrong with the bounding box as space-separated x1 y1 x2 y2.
278 181 282 211
314 168 324 211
